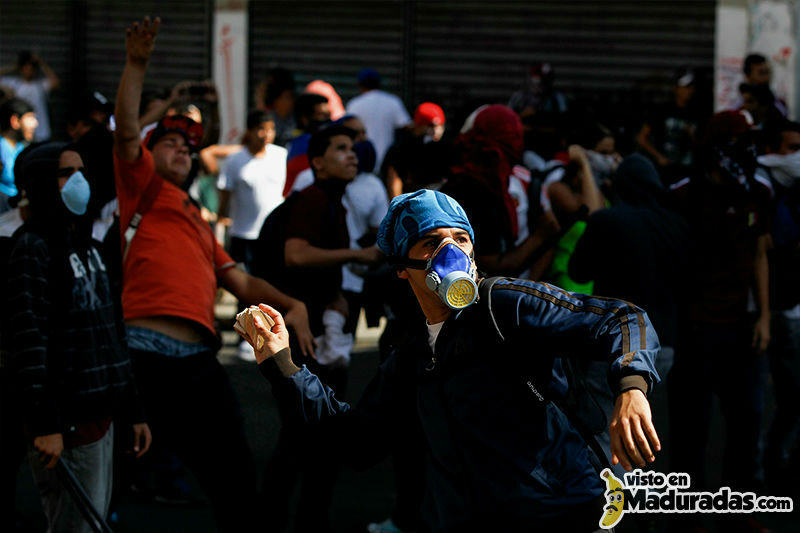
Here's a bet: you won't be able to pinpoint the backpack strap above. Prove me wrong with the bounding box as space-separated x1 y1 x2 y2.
478 276 506 342
122 176 163 263
479 275 611 472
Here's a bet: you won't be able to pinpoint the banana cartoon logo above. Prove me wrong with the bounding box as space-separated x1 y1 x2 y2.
599 468 626 529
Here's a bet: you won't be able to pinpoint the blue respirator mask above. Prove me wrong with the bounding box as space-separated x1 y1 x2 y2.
418 238 479 309
60 170 91 216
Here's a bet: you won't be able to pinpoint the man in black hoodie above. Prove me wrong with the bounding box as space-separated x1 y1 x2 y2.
5 142 150 532
570 153 690 353
568 154 689 471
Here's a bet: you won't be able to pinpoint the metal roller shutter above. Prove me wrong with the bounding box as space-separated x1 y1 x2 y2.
412 1 716 106
84 0 213 102
0 0 74 140
249 0 406 108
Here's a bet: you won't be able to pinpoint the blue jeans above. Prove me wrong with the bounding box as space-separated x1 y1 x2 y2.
28 424 114 533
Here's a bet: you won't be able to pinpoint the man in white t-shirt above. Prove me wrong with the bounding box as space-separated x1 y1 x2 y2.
218 110 287 271
346 69 410 172
342 139 388 295
0 52 59 141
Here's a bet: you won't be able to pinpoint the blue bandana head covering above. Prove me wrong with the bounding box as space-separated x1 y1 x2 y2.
377 189 474 258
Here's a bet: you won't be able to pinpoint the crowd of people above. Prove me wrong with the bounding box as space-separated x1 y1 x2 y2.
0 14 798 533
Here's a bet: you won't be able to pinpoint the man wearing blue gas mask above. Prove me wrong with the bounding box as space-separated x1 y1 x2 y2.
241 189 662 532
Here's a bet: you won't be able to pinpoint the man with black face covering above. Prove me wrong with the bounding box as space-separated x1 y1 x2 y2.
569 154 690 473
571 154 690 355
668 110 771 532
4 142 151 532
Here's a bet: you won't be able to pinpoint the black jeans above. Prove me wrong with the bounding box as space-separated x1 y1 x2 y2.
0 368 26 532
130 348 257 532
669 320 765 492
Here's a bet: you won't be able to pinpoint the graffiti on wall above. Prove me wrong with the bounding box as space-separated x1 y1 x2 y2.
715 0 797 118
213 9 248 145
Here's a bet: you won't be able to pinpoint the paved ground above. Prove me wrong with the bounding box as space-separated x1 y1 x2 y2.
11 292 800 532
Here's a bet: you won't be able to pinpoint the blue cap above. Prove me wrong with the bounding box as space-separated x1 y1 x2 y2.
377 189 474 258
357 68 381 86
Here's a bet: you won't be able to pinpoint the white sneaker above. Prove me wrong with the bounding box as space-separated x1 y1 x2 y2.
367 518 409 533
236 339 256 361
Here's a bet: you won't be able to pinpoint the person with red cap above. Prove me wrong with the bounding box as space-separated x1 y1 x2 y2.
383 102 451 198
668 109 772 533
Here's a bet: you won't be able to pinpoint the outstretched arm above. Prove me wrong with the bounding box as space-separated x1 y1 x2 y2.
284 238 383 268
493 278 662 470
752 233 771 354
114 17 160 162
34 55 60 91
636 123 669 167
240 304 402 470
220 266 316 357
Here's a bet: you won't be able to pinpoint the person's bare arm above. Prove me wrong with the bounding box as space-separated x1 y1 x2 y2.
570 145 605 213
34 55 59 90
217 189 232 220
636 123 669 167
137 80 193 130
752 233 771 354
385 166 404 199
114 17 161 162
284 238 382 269
547 181 583 215
477 212 559 276
220 266 315 357
200 144 242 175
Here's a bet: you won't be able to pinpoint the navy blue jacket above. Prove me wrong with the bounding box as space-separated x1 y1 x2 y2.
260 277 660 531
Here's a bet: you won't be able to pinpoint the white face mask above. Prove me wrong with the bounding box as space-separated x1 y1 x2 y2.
586 150 618 182
758 151 800 187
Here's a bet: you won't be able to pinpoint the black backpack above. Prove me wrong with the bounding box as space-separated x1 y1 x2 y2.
250 192 301 290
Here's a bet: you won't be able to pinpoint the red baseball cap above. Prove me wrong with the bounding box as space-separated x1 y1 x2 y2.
414 102 445 127
145 115 204 151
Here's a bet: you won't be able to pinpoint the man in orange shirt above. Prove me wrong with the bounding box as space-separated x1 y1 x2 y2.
113 17 313 531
